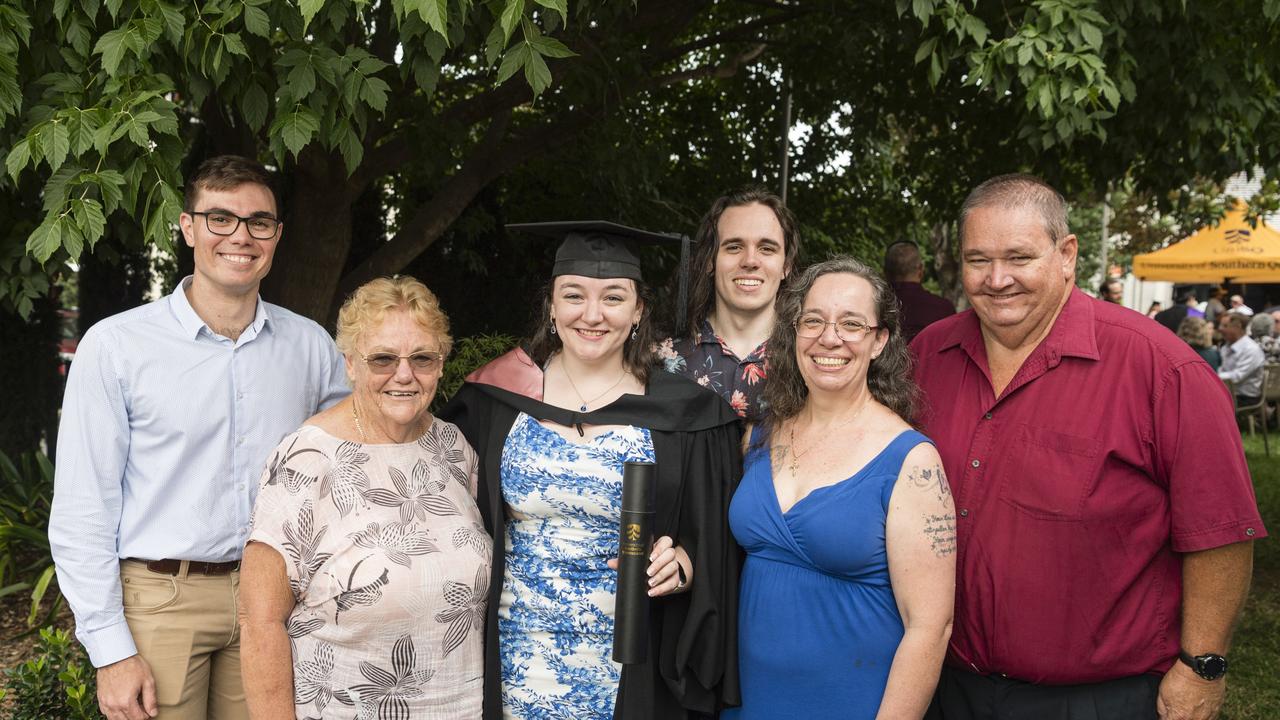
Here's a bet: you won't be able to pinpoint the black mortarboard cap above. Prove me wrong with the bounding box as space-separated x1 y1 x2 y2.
508 220 694 329
506 220 684 281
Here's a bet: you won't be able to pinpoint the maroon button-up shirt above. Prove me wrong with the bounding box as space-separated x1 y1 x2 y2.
911 288 1266 684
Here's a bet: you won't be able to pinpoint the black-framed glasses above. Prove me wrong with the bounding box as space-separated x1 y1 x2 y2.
361 351 444 374
795 315 881 342
190 211 281 240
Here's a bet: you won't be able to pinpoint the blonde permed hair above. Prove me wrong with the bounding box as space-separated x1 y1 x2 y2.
335 276 453 359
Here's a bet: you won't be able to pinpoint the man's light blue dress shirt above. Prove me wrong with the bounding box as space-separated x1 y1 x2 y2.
49 278 349 667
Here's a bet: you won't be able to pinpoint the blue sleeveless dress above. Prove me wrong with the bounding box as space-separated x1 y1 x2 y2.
723 427 931 719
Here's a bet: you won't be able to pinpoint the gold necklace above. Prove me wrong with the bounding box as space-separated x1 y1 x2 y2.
561 359 629 412
351 399 368 443
788 399 871 477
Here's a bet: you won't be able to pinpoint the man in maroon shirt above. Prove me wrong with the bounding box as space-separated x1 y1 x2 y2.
912 174 1266 720
884 240 955 342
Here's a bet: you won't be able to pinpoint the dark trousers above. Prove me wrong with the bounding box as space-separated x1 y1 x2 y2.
925 666 1161 720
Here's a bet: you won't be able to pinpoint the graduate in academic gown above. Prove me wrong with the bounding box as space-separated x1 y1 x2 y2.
439 221 743 720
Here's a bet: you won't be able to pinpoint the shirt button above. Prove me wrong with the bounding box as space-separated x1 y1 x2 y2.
1246 527 1256 536
984 412 992 420
959 509 969 517
971 459 981 468
237 437 245 446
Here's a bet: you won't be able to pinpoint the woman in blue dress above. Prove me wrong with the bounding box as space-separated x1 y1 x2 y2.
724 256 955 719
441 221 743 720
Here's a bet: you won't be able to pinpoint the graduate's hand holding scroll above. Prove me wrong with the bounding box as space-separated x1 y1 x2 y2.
608 535 692 597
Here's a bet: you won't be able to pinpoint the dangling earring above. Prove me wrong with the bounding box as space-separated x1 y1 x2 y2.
550 318 557 336
631 324 639 340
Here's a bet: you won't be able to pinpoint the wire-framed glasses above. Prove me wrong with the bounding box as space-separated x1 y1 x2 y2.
795 315 881 342
361 351 444 374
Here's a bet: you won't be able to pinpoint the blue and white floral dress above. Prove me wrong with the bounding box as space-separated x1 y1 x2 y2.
497 412 656 719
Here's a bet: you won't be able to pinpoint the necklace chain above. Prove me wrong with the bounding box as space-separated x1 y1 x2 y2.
788 400 871 478
351 397 427 444
561 359 629 412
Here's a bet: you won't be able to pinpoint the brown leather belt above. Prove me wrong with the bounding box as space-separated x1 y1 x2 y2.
131 559 240 576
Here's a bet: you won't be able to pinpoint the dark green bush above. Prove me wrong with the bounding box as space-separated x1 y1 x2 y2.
1 626 103 720
431 333 519 411
0 450 60 627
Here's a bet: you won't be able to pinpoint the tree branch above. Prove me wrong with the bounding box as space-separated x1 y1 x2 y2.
655 43 768 86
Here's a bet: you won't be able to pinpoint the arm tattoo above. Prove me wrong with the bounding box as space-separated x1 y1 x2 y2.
907 463 952 508
922 512 957 558
770 443 789 476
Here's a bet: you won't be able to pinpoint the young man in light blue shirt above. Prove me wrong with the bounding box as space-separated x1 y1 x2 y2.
49 155 349 720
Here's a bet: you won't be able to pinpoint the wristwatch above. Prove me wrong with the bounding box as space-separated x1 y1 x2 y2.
1178 650 1229 680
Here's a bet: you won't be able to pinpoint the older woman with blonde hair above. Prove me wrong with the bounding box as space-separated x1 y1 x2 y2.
1177 315 1220 370
240 275 490 719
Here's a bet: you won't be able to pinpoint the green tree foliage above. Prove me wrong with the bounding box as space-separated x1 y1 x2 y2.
2 0 1279 321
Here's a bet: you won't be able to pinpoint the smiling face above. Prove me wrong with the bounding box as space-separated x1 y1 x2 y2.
179 182 280 299
344 309 444 438
551 274 643 367
794 272 888 398
713 202 788 319
961 204 1077 342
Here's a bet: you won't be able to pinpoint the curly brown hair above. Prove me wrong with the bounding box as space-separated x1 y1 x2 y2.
762 256 917 434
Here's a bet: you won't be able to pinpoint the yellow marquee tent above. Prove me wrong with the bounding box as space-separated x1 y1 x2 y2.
1132 204 1280 283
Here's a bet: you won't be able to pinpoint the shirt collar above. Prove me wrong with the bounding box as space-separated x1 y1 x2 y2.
168 275 271 341
696 317 768 362
939 287 1100 365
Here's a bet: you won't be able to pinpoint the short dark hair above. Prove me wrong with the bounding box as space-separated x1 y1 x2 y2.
685 187 801 337
959 173 1069 246
183 155 278 213
1220 312 1249 333
1099 278 1122 295
763 256 917 427
883 241 923 282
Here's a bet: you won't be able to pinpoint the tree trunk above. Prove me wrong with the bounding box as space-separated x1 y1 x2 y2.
260 147 354 325
0 297 61 459
930 220 966 311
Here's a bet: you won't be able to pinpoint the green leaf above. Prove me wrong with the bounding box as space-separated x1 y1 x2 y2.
532 0 566 23
527 35 575 59
93 27 129 76
1080 22 1102 49
483 22 505 65
242 82 269 131
244 4 270 37
287 61 317 98
299 0 325 32
46 121 70 173
914 37 938 65
156 2 185 44
5 138 29 181
73 198 107 248
273 105 320 157
360 76 390 112
496 41 529 84
500 0 524 43
412 54 440 94
95 169 126 214
70 111 97 154
27 216 63 264
337 122 362 174
410 0 449 37
223 32 249 58
523 48 551 94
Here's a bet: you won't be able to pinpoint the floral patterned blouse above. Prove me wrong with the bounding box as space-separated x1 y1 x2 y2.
658 318 769 422
250 420 492 720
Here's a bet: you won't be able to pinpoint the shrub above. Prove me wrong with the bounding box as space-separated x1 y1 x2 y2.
431 333 519 411
0 450 60 627
1 626 103 720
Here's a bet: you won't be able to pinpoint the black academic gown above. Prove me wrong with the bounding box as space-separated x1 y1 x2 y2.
439 366 744 720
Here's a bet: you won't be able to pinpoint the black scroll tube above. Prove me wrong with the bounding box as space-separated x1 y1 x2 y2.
613 460 656 664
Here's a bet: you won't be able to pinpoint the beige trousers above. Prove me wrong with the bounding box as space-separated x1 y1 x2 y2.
120 560 249 720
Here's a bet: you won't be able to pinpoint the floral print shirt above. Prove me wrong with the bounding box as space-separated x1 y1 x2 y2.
250 421 491 719
658 318 769 422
